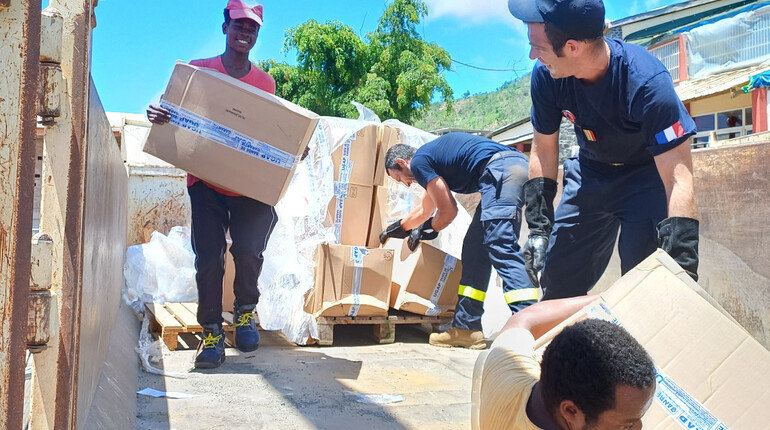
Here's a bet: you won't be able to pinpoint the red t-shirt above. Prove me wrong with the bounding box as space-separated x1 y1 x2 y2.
186 56 277 197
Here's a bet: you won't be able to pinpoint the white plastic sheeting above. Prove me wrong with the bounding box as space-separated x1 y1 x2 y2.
687 4 770 78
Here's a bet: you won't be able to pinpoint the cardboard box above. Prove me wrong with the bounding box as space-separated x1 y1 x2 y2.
532 250 770 429
328 183 373 246
332 124 379 187
373 125 404 186
143 62 319 206
384 239 462 316
305 244 394 317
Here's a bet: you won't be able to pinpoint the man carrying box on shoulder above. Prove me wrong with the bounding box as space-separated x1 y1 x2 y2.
472 296 656 429
147 0 275 369
381 132 537 350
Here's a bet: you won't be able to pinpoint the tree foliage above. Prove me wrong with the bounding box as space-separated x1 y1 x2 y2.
259 0 453 123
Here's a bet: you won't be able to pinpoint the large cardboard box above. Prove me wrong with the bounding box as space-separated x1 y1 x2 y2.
332 124 379 187
373 125 405 186
305 244 393 317
143 62 319 206
328 183 373 246
385 239 462 316
532 250 770 429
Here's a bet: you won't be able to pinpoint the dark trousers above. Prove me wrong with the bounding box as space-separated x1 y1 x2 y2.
453 152 537 332
541 157 667 300
188 182 278 326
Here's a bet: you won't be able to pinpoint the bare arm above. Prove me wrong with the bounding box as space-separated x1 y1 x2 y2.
501 295 599 340
401 190 437 230
529 130 560 180
653 141 697 218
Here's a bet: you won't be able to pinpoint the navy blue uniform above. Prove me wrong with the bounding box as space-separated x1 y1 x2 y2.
411 133 536 331
530 39 696 299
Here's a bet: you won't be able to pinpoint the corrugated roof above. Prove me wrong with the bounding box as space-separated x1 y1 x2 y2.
675 62 770 102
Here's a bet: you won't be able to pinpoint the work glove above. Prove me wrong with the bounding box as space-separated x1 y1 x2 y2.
522 177 558 289
407 218 439 251
379 219 410 244
657 217 699 281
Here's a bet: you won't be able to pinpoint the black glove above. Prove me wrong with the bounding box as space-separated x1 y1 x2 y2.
522 177 558 288
379 219 410 244
657 217 699 281
407 218 439 251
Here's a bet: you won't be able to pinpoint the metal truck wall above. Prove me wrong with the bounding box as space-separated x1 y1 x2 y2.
591 141 770 349
75 81 128 428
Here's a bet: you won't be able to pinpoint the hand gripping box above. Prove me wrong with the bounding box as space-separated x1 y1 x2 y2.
384 239 462 316
532 250 770 429
305 244 394 318
143 62 319 206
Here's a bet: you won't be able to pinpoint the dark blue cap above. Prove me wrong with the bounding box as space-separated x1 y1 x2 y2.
508 0 605 40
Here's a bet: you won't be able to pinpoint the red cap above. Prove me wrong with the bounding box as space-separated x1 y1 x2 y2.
226 0 263 26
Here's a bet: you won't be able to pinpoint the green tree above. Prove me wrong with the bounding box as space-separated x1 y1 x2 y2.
259 0 453 123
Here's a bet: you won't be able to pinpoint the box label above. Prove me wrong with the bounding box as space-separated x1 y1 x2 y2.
425 255 457 316
654 370 729 430
333 133 355 243
160 100 297 170
348 247 369 317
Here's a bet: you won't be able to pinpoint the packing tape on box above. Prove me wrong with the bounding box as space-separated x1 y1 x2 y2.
333 133 355 243
160 100 298 170
348 246 368 317
582 302 728 430
425 254 458 316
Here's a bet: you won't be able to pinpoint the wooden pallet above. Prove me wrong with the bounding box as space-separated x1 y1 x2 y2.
315 310 453 346
145 302 257 351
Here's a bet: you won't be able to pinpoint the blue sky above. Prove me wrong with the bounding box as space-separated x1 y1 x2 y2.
79 0 685 114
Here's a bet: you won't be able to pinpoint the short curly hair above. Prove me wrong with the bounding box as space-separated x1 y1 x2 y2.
540 319 655 423
384 144 416 172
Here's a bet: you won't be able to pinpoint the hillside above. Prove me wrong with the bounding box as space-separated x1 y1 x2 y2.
413 73 532 133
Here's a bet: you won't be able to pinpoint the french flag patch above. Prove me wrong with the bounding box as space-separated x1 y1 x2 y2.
655 121 685 144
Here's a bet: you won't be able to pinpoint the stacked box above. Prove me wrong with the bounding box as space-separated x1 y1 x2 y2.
143 62 319 206
366 183 414 248
328 125 379 246
373 125 404 186
384 239 461 316
305 244 393 317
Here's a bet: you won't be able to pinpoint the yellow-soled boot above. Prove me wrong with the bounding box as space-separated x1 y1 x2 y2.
429 327 487 350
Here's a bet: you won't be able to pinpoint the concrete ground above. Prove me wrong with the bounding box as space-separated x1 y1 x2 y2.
136 324 482 430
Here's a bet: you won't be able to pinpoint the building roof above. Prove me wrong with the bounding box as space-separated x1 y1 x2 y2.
486 117 530 138
676 62 770 102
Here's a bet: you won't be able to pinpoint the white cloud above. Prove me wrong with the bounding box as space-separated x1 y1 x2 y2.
424 0 516 25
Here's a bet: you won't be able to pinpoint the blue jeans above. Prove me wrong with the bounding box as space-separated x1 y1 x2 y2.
453 152 536 331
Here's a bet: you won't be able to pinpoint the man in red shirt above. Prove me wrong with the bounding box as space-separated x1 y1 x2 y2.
147 0 275 369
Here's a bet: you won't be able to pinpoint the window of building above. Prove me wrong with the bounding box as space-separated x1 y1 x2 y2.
691 106 754 148
649 39 681 82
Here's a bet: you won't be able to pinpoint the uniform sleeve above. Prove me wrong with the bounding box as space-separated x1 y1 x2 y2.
633 71 696 157
409 154 438 189
530 62 563 135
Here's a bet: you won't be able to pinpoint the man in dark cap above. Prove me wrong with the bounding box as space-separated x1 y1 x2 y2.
507 0 700 300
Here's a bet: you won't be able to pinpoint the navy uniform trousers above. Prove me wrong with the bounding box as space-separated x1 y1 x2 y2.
541 157 668 300
188 181 279 326
453 151 538 332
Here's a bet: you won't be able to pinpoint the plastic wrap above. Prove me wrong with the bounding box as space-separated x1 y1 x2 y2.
123 226 197 313
686 4 770 79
